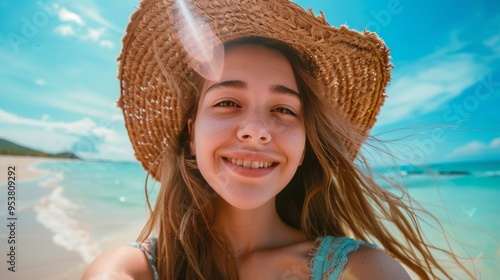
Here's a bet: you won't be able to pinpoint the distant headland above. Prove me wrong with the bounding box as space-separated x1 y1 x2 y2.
0 138 80 159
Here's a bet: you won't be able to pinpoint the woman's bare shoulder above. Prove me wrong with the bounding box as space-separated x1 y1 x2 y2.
81 246 153 280
343 245 411 280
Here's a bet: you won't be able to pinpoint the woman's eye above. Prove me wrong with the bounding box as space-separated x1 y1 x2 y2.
215 100 238 107
272 107 296 116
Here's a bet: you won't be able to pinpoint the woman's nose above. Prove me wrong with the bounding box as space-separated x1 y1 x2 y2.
237 118 272 144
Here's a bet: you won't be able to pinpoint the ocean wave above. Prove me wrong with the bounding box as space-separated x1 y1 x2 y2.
482 171 500 177
38 172 65 188
34 184 101 264
398 170 471 177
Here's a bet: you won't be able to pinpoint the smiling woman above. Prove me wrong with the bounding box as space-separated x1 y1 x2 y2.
189 44 306 211
81 0 476 279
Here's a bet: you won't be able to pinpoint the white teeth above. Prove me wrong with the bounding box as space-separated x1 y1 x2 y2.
227 158 274 169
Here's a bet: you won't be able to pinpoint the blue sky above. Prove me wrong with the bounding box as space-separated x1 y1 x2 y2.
0 0 499 164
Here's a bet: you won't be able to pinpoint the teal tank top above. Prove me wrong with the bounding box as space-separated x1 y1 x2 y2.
128 236 376 279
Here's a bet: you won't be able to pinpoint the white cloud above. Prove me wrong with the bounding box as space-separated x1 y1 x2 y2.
447 137 500 159
378 51 489 126
54 24 76 36
28 87 119 120
84 27 105 41
35 79 46 86
484 35 500 58
0 127 78 154
99 40 114 49
0 109 102 136
53 6 116 50
484 35 499 48
58 7 85 26
74 4 122 33
77 132 135 162
491 138 500 148
0 109 134 161
111 114 124 122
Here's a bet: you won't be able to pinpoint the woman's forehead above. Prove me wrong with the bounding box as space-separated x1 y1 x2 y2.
201 44 298 94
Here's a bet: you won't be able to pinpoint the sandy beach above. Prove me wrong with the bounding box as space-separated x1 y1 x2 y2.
0 155 48 185
0 155 142 280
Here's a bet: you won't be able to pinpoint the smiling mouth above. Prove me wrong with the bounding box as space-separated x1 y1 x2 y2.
223 157 278 169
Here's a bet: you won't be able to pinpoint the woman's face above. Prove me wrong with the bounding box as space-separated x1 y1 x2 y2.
189 44 306 210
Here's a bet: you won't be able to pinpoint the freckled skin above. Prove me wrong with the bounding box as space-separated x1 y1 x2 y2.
189 44 306 210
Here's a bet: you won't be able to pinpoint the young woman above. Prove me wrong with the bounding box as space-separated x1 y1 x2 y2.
83 0 474 279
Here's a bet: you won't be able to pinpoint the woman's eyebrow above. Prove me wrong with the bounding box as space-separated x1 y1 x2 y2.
204 80 300 98
270 84 300 98
205 80 247 94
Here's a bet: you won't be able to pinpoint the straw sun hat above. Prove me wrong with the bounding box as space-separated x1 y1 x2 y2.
117 0 392 180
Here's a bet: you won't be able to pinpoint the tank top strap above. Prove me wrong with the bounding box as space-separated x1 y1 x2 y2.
128 237 159 280
311 236 377 280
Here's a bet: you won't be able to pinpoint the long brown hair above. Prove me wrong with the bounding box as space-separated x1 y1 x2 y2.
138 37 475 279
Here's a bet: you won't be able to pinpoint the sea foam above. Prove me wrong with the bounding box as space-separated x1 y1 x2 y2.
34 177 101 264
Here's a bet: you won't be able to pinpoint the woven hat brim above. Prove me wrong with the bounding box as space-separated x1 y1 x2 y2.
117 0 392 181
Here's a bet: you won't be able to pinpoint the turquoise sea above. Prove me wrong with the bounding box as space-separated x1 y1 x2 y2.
30 160 500 278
